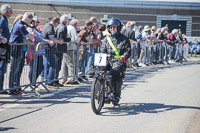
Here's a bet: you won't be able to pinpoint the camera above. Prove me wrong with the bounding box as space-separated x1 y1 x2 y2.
31 20 36 27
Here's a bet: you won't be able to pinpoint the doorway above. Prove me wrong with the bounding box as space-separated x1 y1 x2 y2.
157 15 192 36
161 20 186 34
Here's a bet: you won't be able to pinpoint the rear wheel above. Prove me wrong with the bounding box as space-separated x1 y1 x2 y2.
91 78 105 114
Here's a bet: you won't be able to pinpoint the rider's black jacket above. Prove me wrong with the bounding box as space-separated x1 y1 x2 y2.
100 32 131 71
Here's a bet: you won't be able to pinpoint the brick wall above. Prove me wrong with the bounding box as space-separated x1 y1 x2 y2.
1 2 200 36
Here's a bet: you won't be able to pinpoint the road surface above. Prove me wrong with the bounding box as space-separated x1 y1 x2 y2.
0 60 200 133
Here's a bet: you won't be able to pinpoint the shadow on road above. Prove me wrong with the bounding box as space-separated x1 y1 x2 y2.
0 127 16 132
101 102 200 116
0 61 199 122
0 86 91 124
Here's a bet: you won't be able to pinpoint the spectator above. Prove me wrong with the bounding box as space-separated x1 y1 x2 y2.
42 17 64 87
174 30 183 62
97 23 106 40
89 24 100 73
89 23 101 75
47 17 52 23
39 17 52 81
167 29 178 45
163 26 169 32
167 29 179 63
126 21 132 27
90 16 101 51
89 17 97 24
90 17 100 36
164 31 169 40
157 28 165 41
37 23 43 32
139 25 150 66
26 16 53 84
55 14 71 86
155 28 161 38
78 20 101 75
60 19 80 84
156 27 167 64
124 21 136 68
9 12 34 96
157 28 170 44
121 24 127 35
191 37 199 57
151 26 159 64
182 34 188 61
11 14 23 28
163 31 170 64
135 25 144 67
124 21 136 42
0 4 12 93
151 26 157 43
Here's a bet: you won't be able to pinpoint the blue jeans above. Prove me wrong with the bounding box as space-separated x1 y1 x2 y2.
152 45 158 63
164 44 169 62
191 47 197 56
9 51 25 88
158 44 165 62
175 44 183 61
169 46 176 60
42 55 49 81
45 50 58 84
85 47 95 74
0 62 7 90
29 56 43 83
133 42 139 65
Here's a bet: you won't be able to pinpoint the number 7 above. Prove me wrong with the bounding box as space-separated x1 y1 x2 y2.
99 56 102 63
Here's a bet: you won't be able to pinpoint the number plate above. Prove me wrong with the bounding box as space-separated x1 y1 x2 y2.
94 53 107 66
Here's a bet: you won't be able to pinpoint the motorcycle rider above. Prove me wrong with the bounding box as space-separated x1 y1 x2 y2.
100 17 131 102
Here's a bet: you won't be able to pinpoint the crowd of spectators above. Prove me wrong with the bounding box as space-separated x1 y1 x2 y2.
125 22 190 67
0 4 194 96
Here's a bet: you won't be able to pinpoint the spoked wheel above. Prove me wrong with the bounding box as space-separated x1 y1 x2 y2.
91 78 105 114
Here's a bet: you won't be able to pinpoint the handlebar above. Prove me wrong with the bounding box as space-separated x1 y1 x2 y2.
106 54 120 64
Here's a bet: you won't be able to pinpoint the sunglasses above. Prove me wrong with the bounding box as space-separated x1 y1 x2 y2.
36 22 40 23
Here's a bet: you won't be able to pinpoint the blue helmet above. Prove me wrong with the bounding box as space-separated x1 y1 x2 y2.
106 17 122 33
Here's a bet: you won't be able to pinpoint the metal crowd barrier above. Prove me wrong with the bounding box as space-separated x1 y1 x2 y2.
0 41 189 96
128 41 189 66
1 41 99 96
2 43 36 94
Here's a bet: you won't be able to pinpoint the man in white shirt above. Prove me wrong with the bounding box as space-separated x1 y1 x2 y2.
140 25 150 66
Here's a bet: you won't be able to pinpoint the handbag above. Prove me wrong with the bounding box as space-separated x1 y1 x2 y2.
27 46 34 64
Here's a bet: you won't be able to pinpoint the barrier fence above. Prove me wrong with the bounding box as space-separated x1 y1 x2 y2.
0 41 189 96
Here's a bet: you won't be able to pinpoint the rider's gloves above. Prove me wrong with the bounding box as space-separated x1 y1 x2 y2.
118 56 126 63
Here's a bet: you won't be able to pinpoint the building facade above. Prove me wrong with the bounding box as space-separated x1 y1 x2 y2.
0 0 200 36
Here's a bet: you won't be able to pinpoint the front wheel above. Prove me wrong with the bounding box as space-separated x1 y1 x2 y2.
91 78 105 114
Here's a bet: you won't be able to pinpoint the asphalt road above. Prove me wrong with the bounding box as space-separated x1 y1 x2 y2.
0 60 200 133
